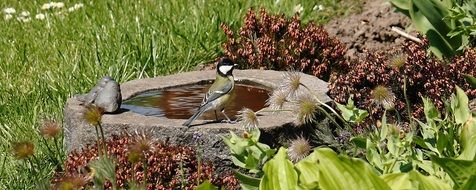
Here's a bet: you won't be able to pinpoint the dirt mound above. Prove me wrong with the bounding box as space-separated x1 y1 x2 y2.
324 0 411 59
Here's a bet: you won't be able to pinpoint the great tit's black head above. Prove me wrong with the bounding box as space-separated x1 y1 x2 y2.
217 57 237 76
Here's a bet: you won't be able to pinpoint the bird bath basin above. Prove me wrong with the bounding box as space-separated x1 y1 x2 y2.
121 82 270 120
63 69 331 174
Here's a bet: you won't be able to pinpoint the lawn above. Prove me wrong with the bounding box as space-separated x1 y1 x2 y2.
0 0 359 188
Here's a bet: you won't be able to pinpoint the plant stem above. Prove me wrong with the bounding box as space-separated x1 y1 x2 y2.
179 157 185 189
98 124 107 157
94 125 102 156
300 83 351 129
53 136 64 171
403 76 415 128
40 137 61 168
257 109 294 113
27 157 37 178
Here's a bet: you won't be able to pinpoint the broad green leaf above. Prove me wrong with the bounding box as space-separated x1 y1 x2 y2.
249 127 261 142
196 180 218 190
222 132 248 155
431 155 476 189
382 170 451 190
390 0 411 10
458 135 476 160
350 137 367 149
423 97 440 122
463 74 476 89
460 175 476 190
260 147 298 190
461 116 476 150
245 153 260 171
295 151 320 189
408 0 456 58
233 171 260 190
366 138 384 170
451 86 470 125
336 98 369 124
314 148 391 190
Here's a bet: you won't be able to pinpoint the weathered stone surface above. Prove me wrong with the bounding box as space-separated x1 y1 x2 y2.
63 69 330 173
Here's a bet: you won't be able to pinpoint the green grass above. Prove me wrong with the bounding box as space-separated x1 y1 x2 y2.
0 0 360 188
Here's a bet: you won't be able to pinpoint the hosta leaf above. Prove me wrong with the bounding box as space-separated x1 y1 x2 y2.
260 147 298 190
431 155 476 189
295 151 320 189
233 171 260 190
314 148 391 190
451 86 470 125
382 170 451 190
196 180 218 190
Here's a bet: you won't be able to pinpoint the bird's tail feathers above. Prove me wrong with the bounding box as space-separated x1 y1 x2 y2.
182 106 208 127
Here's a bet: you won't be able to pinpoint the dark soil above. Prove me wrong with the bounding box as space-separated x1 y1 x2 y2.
324 0 411 59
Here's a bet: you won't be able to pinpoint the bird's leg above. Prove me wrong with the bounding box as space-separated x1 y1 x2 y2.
214 110 218 121
221 110 236 124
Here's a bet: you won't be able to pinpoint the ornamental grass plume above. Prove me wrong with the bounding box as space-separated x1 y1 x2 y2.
287 136 312 162
238 108 259 130
294 93 319 125
371 85 396 110
12 141 35 160
39 120 61 138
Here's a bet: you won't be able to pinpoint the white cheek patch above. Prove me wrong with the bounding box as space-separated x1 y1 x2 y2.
219 65 233 74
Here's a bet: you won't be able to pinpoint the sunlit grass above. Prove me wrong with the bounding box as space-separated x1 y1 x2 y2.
0 0 361 188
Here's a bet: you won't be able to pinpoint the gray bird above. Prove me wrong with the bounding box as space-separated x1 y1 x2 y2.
77 76 122 113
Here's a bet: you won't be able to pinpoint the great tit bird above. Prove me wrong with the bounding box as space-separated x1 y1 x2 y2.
182 57 237 127
77 76 122 113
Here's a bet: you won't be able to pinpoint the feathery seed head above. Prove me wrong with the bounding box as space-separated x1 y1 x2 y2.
238 108 259 130
282 71 302 99
12 141 35 160
266 88 288 110
287 136 311 162
83 105 104 126
39 120 61 138
294 93 319 124
371 85 396 110
389 53 406 69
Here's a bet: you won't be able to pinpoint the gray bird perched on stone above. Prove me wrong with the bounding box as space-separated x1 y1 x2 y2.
77 76 122 113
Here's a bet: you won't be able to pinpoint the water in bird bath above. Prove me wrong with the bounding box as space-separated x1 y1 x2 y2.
121 81 270 120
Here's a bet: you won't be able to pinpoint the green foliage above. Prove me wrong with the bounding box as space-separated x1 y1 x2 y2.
260 148 298 190
431 156 476 189
89 156 118 189
335 96 369 124
382 170 452 190
463 74 476 89
224 125 455 189
196 180 218 190
390 0 463 58
447 0 476 49
222 128 275 174
0 0 358 188
362 113 417 174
